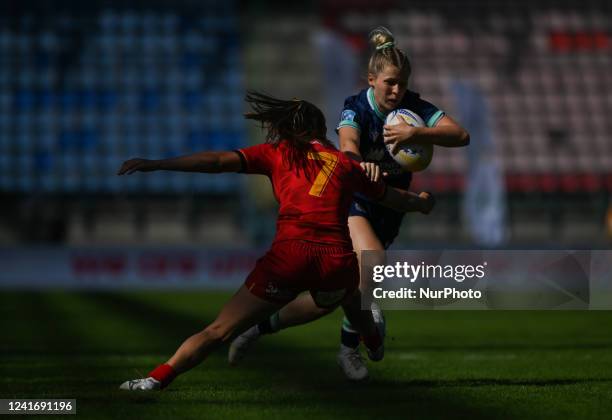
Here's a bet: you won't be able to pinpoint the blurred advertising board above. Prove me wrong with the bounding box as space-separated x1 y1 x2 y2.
0 247 261 290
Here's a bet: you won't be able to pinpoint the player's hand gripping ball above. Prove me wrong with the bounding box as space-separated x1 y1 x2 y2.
384 109 433 172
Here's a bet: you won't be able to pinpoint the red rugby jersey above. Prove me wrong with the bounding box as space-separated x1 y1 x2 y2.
237 140 386 248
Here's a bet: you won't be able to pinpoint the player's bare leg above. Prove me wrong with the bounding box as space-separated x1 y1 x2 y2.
336 215 386 381
229 289 384 379
120 285 282 391
228 292 334 365
277 293 335 327
341 290 383 361
168 286 282 372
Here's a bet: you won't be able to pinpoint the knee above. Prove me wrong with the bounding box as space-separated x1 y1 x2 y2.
202 322 234 344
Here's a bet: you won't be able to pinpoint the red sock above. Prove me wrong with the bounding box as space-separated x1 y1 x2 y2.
362 331 382 352
148 364 177 389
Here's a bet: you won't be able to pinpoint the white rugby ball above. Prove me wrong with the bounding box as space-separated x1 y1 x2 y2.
385 109 433 172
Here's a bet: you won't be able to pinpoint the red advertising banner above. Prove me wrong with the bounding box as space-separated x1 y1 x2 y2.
0 247 261 290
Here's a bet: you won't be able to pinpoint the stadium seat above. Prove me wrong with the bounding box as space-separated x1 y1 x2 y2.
2 3 609 246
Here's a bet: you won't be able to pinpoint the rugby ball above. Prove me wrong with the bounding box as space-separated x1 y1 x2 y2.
385 109 433 172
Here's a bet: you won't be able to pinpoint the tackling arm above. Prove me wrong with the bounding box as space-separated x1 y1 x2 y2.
378 188 435 214
117 151 243 175
338 127 363 162
358 162 434 214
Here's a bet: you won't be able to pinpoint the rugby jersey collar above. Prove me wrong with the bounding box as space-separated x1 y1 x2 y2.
367 87 387 122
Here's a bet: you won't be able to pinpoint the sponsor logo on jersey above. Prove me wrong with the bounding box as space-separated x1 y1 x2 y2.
341 109 356 122
354 202 366 213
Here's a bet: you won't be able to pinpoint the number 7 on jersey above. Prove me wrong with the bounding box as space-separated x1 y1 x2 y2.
307 152 339 197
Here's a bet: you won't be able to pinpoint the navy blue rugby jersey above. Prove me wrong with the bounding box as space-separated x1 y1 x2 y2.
336 87 444 190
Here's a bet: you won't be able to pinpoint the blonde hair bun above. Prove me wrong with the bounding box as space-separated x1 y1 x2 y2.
367 25 410 79
368 26 395 49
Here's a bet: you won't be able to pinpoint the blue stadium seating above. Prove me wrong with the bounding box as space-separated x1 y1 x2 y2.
0 3 247 193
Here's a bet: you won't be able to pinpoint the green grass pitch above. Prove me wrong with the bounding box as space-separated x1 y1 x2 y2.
2 291 612 419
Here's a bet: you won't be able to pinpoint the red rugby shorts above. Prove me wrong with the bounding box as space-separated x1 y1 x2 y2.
245 240 359 308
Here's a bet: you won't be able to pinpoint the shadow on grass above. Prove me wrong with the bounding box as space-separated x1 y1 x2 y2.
72 293 558 418
6 292 612 419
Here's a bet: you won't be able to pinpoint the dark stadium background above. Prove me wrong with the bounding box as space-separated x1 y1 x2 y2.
1 1 611 418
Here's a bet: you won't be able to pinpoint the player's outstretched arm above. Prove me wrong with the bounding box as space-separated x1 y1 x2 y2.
117 151 243 175
379 188 435 214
